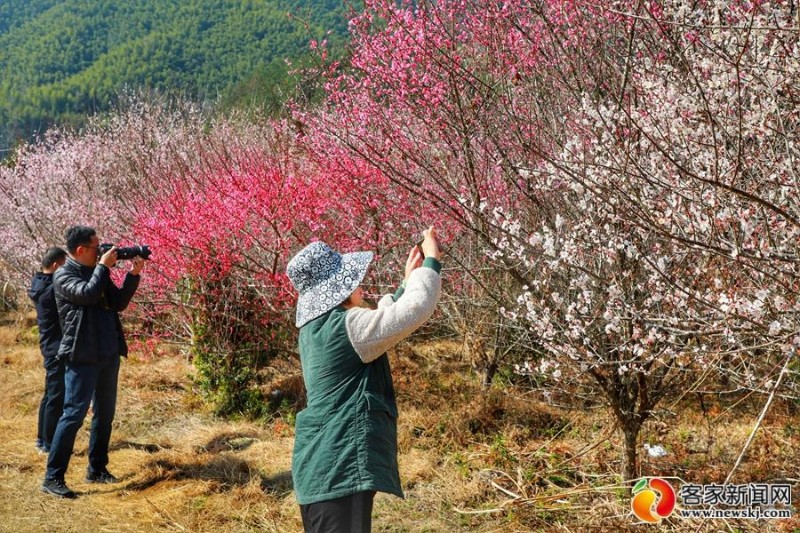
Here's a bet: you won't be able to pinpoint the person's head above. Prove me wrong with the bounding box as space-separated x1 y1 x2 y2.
286 241 373 328
342 286 368 309
40 247 67 273
65 225 100 267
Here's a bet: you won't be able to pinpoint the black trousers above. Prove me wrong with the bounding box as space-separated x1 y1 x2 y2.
37 356 66 450
300 491 376 533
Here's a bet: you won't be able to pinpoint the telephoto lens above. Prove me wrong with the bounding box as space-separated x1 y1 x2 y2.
116 245 152 260
99 243 152 260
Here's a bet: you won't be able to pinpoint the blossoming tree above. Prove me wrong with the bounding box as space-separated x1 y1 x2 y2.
307 0 800 481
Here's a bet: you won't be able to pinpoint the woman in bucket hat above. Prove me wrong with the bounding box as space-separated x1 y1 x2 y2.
286 226 443 533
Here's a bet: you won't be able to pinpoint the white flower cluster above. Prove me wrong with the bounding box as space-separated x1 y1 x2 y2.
485 1 799 389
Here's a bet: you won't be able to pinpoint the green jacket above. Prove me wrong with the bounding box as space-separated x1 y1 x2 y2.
292 259 441 505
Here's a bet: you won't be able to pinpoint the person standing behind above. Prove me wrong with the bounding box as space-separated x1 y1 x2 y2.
286 226 443 532
41 226 144 499
28 247 67 454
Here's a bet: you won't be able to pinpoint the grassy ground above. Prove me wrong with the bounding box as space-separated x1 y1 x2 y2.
0 311 798 532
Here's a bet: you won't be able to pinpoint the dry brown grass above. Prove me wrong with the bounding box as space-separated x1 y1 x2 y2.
0 318 798 532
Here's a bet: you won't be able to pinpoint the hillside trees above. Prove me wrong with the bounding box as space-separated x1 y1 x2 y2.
0 0 349 150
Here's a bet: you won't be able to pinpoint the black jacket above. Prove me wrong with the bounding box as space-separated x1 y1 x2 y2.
28 272 62 358
54 257 140 364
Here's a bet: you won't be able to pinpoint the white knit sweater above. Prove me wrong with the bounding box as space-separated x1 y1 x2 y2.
344 264 442 363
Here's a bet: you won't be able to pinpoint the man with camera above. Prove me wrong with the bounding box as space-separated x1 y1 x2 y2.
41 226 145 498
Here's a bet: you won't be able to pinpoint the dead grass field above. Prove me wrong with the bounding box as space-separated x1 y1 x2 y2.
0 312 798 532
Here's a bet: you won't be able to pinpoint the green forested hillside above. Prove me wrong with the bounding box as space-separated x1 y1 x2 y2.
0 0 61 34
0 0 347 149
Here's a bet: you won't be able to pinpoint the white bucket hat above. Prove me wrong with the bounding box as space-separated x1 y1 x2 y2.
286 241 373 328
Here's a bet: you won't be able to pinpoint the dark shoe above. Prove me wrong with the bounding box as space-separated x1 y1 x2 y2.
41 478 76 498
35 444 49 455
85 469 119 484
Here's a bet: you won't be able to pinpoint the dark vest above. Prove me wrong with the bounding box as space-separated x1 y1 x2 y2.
291 306 402 505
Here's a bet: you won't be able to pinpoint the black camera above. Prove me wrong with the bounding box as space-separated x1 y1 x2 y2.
99 243 152 260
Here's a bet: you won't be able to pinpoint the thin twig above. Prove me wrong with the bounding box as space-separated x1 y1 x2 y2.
145 497 187 531
724 346 796 485
490 479 521 500
590 2 800 32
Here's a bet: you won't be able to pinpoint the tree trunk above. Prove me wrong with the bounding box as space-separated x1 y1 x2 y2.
480 362 497 389
622 423 641 489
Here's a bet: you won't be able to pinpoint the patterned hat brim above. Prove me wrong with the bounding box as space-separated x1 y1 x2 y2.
295 250 373 328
